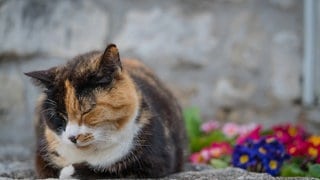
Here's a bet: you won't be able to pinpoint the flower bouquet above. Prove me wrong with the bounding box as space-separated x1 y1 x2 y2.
184 108 320 178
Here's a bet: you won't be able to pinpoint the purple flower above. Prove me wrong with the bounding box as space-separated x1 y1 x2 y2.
262 158 283 176
232 145 256 169
232 137 289 176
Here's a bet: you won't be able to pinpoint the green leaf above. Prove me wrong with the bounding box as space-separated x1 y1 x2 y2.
183 107 203 151
280 163 306 177
183 107 202 140
261 129 273 136
307 164 320 178
221 155 231 163
189 130 229 152
210 158 229 169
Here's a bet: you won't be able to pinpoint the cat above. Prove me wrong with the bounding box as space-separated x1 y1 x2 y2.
25 44 187 178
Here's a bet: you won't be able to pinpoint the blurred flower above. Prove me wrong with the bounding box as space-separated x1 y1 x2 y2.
222 122 240 138
189 153 204 164
232 144 256 169
236 125 261 145
233 137 289 176
189 148 211 164
263 158 283 176
210 142 233 157
201 120 220 133
286 137 309 156
308 135 320 146
272 124 306 145
238 123 260 135
190 121 320 177
190 142 233 164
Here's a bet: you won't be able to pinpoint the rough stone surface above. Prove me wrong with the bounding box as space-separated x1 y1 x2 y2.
0 161 316 179
168 167 316 180
0 0 308 124
0 0 108 58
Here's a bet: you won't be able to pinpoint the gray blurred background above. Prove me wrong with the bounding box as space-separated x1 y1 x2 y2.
0 0 320 174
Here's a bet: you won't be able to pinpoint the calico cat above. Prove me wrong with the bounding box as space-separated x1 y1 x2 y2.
25 44 187 178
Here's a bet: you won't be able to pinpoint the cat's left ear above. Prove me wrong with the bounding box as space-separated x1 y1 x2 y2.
100 44 122 72
24 68 56 88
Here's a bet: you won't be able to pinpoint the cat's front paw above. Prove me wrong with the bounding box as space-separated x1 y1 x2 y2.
59 165 75 179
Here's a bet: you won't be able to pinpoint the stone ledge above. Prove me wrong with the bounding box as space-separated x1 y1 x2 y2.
0 161 316 179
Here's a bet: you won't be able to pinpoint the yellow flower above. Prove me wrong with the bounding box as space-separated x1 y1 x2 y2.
308 135 320 146
288 127 297 137
308 147 318 157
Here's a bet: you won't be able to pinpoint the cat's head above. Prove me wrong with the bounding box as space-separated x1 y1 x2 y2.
25 44 140 149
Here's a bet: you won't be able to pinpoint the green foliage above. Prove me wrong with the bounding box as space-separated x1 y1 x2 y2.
183 107 229 152
210 158 229 169
307 164 320 178
281 157 320 178
280 163 306 177
183 107 202 140
190 131 229 152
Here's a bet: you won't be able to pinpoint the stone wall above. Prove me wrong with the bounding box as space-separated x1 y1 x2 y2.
1 0 315 145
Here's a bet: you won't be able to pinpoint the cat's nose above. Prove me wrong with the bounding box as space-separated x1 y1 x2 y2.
68 136 77 144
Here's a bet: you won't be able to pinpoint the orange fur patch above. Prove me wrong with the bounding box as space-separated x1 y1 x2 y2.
82 72 139 129
65 80 81 124
64 71 139 129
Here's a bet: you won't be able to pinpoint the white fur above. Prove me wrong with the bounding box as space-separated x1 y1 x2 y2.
62 123 96 146
53 108 140 169
59 165 75 179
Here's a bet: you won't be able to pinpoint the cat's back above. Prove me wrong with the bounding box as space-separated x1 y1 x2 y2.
123 58 181 119
123 59 187 172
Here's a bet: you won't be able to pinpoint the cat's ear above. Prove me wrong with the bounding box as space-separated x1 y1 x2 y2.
100 44 122 71
24 68 56 88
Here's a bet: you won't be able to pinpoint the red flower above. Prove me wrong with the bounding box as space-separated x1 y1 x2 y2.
210 142 233 157
272 124 306 146
286 137 309 156
236 125 262 145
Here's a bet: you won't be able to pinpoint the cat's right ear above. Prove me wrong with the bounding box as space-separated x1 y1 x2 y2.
24 68 56 88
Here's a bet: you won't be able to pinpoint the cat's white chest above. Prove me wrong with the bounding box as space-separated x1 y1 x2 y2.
51 108 140 169
55 138 134 168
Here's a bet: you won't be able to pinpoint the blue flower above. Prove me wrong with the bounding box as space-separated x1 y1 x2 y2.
253 138 290 176
233 137 290 176
254 137 289 160
232 145 256 169
262 158 283 176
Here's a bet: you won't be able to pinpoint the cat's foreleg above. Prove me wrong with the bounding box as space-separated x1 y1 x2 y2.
59 165 75 179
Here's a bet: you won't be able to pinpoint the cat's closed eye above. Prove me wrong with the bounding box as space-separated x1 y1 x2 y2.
45 113 67 133
87 73 112 85
95 76 112 85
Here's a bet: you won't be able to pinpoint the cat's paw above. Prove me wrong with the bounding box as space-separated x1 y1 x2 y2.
59 165 75 179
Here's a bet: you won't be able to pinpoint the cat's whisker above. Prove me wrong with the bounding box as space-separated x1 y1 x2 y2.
40 108 55 114
43 99 57 107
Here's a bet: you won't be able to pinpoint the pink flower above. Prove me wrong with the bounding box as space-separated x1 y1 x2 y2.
189 148 211 164
210 142 233 157
189 142 233 164
222 122 240 138
200 148 211 161
189 153 203 164
238 123 259 136
236 125 261 145
201 120 220 133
